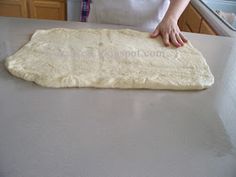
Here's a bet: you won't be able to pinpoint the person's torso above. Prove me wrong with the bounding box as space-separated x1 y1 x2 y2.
88 0 170 31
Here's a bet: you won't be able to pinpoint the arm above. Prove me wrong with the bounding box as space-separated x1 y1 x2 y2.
151 0 190 47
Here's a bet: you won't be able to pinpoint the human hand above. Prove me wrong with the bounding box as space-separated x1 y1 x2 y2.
150 17 187 47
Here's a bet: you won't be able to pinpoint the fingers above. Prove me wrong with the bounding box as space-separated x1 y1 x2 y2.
163 33 170 47
150 25 188 48
150 28 171 47
166 32 188 48
175 33 184 46
150 28 160 38
151 29 171 47
170 32 181 47
179 33 188 43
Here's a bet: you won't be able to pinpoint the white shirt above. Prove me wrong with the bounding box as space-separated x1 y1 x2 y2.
88 0 170 31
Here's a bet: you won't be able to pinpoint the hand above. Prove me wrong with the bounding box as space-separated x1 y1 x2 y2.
150 17 187 47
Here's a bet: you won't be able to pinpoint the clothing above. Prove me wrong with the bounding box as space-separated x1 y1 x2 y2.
81 0 91 22
88 0 170 31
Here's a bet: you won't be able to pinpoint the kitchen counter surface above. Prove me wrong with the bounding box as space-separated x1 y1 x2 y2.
0 17 236 177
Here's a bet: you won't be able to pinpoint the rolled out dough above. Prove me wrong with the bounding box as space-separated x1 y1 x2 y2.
5 28 214 90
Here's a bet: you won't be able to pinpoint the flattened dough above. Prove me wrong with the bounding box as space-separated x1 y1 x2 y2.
5 28 214 90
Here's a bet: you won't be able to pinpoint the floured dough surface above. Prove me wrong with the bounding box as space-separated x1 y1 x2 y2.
5 28 214 90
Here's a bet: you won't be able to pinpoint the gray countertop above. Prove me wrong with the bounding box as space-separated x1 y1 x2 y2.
0 17 236 177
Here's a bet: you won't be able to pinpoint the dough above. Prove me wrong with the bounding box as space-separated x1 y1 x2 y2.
5 28 214 90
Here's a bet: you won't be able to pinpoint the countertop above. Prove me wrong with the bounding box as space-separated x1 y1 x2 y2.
0 17 236 177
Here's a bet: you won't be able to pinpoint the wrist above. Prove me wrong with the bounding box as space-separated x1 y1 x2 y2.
163 15 178 24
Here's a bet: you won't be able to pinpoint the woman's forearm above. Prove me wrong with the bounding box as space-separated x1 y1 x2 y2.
163 0 190 21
